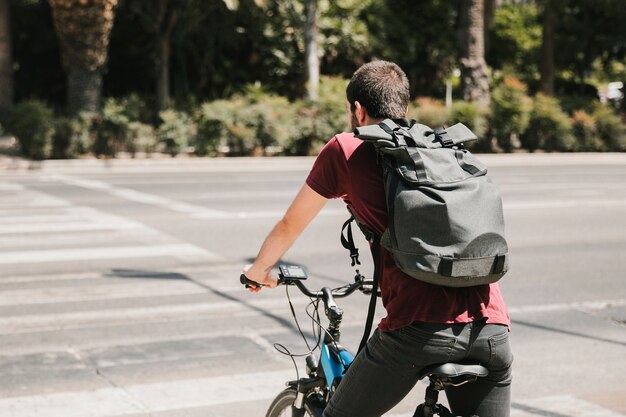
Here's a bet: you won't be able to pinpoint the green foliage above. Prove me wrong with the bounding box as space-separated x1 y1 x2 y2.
194 76 347 156
490 76 531 151
448 101 487 139
363 0 458 97
522 94 576 152
488 2 541 85
570 110 605 152
51 115 91 159
592 105 626 151
409 98 447 128
157 110 195 157
554 0 626 89
92 99 131 157
8 100 54 160
128 122 158 156
287 76 349 155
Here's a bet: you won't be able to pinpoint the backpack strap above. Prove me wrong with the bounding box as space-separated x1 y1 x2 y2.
379 119 418 147
340 208 382 355
340 216 361 267
357 234 381 355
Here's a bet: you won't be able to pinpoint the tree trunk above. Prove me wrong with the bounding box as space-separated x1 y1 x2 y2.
0 0 13 118
49 0 118 115
458 0 490 106
155 0 178 115
539 0 556 95
483 0 496 55
68 67 102 114
304 0 319 102
156 33 170 114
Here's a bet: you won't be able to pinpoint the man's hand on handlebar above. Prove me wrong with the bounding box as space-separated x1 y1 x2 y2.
242 264 278 293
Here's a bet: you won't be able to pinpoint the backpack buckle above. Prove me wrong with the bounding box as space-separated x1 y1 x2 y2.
435 128 454 147
350 250 361 266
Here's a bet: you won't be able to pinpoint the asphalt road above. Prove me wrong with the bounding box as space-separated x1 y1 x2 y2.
0 153 625 417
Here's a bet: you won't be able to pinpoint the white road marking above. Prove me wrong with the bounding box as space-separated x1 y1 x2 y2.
0 296 307 334
0 370 294 417
47 173 232 219
504 198 626 210
0 221 145 234
44 173 626 221
510 394 626 417
0 243 216 265
0 280 206 306
508 299 626 315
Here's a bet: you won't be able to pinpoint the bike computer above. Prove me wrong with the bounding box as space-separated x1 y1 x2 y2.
279 264 308 280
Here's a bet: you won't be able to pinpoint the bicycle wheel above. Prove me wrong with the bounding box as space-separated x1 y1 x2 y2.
265 387 324 417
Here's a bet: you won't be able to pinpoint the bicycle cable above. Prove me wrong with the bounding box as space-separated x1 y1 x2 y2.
272 285 324 382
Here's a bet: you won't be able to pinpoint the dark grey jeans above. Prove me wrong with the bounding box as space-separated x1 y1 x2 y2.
323 320 513 417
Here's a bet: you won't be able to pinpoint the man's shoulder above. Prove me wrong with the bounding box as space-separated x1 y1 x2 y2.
328 132 362 159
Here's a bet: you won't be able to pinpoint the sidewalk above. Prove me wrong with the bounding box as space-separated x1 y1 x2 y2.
2 152 626 173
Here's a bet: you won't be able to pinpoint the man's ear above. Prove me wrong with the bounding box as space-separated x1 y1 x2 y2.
354 101 368 125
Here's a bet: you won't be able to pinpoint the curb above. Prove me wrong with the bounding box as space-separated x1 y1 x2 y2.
1 153 626 173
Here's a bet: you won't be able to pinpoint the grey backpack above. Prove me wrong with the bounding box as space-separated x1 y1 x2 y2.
348 118 509 287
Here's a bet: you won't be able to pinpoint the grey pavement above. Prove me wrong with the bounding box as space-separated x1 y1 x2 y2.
0 153 625 417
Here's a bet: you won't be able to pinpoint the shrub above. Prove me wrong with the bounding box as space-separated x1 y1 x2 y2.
522 94 576 152
8 100 54 160
51 115 91 159
592 105 626 151
448 101 488 139
409 98 447 128
92 99 131 157
490 76 531 152
128 122 157 156
442 101 488 152
571 110 604 151
286 76 349 155
157 109 195 157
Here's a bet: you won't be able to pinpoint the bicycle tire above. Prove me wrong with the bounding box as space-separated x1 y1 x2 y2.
265 387 324 417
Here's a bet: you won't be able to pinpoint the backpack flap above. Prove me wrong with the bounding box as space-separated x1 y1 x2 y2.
434 123 478 147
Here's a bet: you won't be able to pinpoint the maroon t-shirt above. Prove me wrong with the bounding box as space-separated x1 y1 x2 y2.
306 133 511 332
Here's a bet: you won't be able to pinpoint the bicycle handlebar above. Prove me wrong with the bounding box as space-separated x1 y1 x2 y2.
239 272 375 298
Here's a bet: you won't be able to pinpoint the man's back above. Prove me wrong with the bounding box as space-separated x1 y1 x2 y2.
306 132 510 332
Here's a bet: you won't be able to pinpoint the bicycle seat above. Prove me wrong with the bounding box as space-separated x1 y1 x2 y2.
418 362 489 381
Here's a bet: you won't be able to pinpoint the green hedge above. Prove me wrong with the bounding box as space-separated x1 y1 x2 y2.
8 100 54 160
6 78 626 160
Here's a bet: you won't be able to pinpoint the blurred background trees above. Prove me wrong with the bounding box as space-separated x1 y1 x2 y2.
2 0 625 159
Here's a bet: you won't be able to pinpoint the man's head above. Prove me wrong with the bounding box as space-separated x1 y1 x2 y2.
346 60 410 129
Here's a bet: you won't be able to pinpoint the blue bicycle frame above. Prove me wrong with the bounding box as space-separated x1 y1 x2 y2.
319 343 355 391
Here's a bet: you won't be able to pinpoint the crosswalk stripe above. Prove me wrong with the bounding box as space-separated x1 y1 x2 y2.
0 297 302 334
0 221 145 234
0 280 205 306
511 395 625 417
0 370 293 417
0 243 217 265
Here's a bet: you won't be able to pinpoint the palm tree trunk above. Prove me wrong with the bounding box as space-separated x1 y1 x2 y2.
304 0 319 102
68 67 102 114
458 0 490 106
0 0 13 118
49 0 118 115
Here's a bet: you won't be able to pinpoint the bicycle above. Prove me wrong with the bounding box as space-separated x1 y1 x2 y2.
240 264 488 417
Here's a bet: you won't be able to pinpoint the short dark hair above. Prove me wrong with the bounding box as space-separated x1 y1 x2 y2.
346 60 410 120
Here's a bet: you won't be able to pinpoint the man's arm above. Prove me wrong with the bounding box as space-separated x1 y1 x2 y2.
244 183 328 291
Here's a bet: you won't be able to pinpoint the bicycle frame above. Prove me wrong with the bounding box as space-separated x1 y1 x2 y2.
319 343 355 391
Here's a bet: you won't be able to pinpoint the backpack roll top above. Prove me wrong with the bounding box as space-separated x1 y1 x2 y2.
354 118 509 288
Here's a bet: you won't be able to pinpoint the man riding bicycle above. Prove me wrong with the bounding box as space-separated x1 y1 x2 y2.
242 60 513 417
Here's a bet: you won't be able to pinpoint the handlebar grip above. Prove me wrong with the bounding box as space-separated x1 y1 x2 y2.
240 274 263 289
